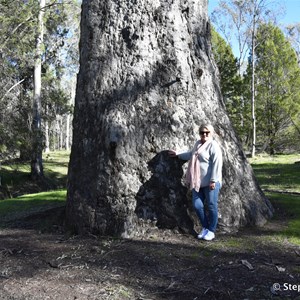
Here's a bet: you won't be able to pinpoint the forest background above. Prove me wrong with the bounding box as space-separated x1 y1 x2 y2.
208 0 300 157
0 0 299 180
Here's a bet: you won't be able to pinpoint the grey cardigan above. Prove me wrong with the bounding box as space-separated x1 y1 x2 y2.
178 139 223 188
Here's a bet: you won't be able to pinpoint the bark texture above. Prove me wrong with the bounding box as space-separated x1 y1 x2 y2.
66 0 273 237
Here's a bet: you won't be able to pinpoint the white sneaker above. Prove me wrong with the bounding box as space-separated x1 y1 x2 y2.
197 228 208 239
203 230 215 241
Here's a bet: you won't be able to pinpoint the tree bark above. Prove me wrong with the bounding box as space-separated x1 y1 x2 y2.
65 113 71 151
66 0 273 237
251 3 257 158
31 0 45 179
45 118 50 153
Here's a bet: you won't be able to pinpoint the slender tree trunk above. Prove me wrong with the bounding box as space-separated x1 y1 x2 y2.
66 0 273 237
45 105 50 153
65 81 75 151
251 7 257 158
31 0 45 179
65 113 71 151
238 54 244 131
59 117 63 150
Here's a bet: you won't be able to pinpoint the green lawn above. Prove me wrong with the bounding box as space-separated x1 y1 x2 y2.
250 154 300 245
250 154 300 193
0 151 69 227
0 190 66 226
1 150 70 193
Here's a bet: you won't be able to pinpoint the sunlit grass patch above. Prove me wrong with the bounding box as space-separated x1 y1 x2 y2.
16 189 67 202
1 151 70 191
0 190 66 224
249 154 300 193
44 150 70 176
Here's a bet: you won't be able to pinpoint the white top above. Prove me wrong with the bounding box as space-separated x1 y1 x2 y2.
178 139 223 187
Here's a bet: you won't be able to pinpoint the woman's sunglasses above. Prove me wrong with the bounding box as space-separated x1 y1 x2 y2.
200 131 210 136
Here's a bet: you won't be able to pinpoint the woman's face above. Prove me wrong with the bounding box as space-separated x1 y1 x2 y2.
199 127 211 143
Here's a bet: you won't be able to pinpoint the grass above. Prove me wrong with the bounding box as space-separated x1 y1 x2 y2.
43 151 70 188
0 190 66 215
249 154 300 245
266 192 300 243
1 150 70 192
0 151 300 245
0 190 66 225
0 151 69 228
249 154 300 193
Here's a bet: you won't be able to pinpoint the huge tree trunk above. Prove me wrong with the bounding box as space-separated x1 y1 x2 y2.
66 0 273 237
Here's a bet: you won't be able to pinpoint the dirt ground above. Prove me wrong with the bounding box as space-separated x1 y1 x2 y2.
1 206 300 300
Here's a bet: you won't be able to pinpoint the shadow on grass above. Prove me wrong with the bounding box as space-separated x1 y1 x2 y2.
1 151 70 199
0 167 68 198
43 158 69 169
43 170 68 189
229 193 300 244
0 168 30 187
266 193 300 241
251 162 299 191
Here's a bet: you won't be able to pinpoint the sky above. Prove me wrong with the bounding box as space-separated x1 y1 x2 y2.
208 0 300 25
208 0 300 57
279 0 300 24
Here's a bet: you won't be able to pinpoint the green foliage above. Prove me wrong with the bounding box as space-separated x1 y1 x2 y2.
42 66 74 123
210 27 248 139
0 1 80 160
210 2 300 154
0 1 37 159
255 23 300 154
211 27 242 101
0 0 38 67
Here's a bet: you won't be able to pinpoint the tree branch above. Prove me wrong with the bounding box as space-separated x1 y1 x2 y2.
0 79 25 102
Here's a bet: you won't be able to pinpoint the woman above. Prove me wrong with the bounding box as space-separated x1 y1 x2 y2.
169 124 223 241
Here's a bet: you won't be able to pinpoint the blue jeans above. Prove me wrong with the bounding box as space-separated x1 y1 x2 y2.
192 182 221 233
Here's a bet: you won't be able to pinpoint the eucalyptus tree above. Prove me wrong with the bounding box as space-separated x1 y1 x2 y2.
31 0 46 179
0 0 79 168
66 0 273 237
211 27 248 140
0 0 39 159
32 0 80 177
285 23 300 65
211 0 281 156
255 23 300 154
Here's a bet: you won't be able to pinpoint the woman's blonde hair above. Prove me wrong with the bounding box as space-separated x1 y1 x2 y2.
199 123 215 135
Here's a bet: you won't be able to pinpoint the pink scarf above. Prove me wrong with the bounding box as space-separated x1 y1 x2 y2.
186 140 211 192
